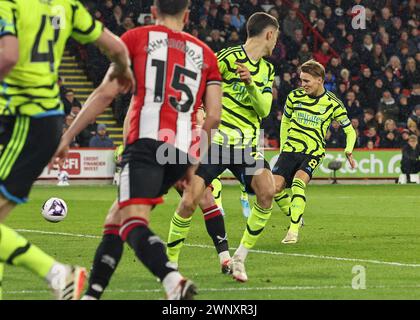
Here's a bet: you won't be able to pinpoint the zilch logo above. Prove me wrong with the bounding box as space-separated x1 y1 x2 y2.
61 152 80 175
351 5 366 30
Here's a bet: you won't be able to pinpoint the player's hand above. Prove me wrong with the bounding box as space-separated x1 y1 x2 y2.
109 64 135 94
49 140 69 169
235 61 252 85
178 164 199 189
345 152 356 169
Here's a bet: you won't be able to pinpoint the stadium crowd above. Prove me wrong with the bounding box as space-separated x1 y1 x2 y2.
70 0 419 149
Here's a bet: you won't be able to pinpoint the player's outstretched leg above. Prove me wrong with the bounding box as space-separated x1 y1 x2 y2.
0 224 86 299
167 175 206 268
282 177 307 244
83 201 123 300
232 170 275 282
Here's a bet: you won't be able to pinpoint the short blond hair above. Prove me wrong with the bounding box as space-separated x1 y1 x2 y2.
408 135 418 142
300 59 325 80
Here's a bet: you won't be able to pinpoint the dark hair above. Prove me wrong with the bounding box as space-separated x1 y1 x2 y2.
154 0 189 16
246 12 279 38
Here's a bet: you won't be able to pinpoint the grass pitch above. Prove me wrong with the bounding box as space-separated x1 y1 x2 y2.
3 184 420 300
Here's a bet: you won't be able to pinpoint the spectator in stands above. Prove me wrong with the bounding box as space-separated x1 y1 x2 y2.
119 0 141 20
378 90 399 122
225 30 241 47
380 119 401 148
382 67 396 92
207 29 224 52
230 5 246 32
273 0 289 20
198 15 211 42
404 57 420 89
219 14 236 42
313 42 333 67
77 120 97 148
286 29 305 60
207 6 221 30
120 16 136 33
358 34 374 65
409 84 420 113
282 9 303 40
401 129 411 147
345 91 363 120
359 109 378 132
339 68 351 91
407 105 420 136
89 124 114 148
377 7 393 33
321 5 335 30
361 126 381 148
63 89 82 116
326 120 345 148
298 43 312 64
327 56 342 78
341 45 360 77
371 78 385 111
110 5 124 35
324 70 337 93
308 9 318 27
398 94 411 122
369 44 387 76
241 0 263 19
365 140 375 150
401 135 420 182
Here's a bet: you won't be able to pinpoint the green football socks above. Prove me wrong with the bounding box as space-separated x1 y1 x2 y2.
166 212 192 264
274 189 291 216
240 202 272 249
0 224 55 279
289 178 307 233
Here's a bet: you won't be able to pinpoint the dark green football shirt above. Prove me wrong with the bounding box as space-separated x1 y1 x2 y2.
213 45 274 148
281 88 351 157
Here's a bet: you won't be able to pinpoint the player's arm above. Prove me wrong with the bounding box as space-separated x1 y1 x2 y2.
0 35 18 80
235 62 273 118
0 0 19 80
280 94 293 152
334 102 356 168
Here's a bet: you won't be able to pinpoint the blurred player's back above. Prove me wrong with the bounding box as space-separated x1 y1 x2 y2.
0 0 103 116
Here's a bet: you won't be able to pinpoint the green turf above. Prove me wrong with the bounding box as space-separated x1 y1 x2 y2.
2 184 420 300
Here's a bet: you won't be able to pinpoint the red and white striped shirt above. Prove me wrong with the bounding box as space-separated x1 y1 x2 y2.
121 25 222 154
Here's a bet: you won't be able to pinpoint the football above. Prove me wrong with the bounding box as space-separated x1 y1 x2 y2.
41 197 68 223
